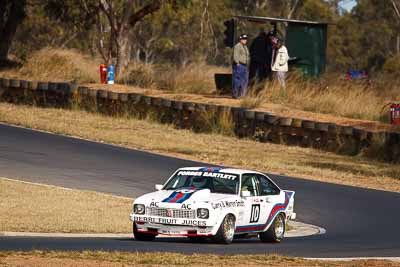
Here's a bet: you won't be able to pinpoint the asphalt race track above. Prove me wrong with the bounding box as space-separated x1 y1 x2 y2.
0 123 399 257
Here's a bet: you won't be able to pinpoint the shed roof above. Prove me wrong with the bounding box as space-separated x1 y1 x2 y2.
234 15 333 25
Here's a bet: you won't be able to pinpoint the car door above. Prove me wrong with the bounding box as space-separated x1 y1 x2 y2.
236 173 267 232
256 174 282 228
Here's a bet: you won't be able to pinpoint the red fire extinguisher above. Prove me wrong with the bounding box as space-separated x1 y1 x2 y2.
100 64 107 84
390 102 400 125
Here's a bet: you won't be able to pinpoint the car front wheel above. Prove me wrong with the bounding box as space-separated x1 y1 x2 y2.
259 213 285 243
212 214 235 244
133 223 156 241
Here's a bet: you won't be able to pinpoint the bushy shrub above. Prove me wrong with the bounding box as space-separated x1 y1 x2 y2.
382 55 400 74
18 48 100 83
117 63 155 88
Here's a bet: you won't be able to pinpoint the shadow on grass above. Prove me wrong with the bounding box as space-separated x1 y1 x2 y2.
304 161 376 177
0 60 22 71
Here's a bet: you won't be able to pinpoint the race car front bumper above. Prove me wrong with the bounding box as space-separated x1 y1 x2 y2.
131 214 216 236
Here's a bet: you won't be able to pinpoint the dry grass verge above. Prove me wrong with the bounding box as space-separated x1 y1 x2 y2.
0 177 132 233
1 48 100 83
0 251 398 267
117 61 227 95
1 48 399 131
0 102 399 193
84 82 400 133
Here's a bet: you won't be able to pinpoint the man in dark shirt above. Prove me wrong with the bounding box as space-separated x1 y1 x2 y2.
249 29 274 90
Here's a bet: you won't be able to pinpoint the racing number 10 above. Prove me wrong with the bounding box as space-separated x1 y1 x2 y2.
250 204 260 223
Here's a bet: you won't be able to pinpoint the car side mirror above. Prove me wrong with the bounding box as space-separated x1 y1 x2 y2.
241 191 251 197
155 184 163 191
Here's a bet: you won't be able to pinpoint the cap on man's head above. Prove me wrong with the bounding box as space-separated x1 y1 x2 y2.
239 34 248 40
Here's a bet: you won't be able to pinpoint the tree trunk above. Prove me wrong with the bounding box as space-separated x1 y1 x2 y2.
0 0 26 61
98 0 163 77
115 31 132 77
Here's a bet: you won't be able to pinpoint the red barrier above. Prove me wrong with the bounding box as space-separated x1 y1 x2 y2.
100 64 107 84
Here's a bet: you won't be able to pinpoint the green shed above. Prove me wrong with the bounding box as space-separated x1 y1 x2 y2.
234 16 331 77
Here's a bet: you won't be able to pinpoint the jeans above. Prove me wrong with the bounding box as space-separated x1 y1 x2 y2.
276 71 286 89
232 64 248 98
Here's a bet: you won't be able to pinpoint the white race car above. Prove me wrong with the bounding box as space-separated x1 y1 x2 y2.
130 167 296 244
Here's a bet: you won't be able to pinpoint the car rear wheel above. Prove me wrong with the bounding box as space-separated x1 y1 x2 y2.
212 214 235 244
259 213 285 243
133 223 156 241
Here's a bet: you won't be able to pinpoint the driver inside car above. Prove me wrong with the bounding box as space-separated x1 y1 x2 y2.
191 176 209 189
241 176 258 196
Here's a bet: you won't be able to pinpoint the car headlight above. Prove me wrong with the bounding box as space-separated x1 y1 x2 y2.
197 208 209 219
134 204 145 215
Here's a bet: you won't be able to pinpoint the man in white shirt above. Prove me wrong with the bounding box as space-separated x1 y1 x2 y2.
271 38 289 89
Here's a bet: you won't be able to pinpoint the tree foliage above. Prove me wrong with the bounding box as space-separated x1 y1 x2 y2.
5 0 400 75
0 0 26 61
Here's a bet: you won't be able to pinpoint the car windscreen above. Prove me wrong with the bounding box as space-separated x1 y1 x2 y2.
164 170 239 194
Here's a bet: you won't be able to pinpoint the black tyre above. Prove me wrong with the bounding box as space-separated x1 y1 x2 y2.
259 213 285 243
212 214 235 244
133 223 156 241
